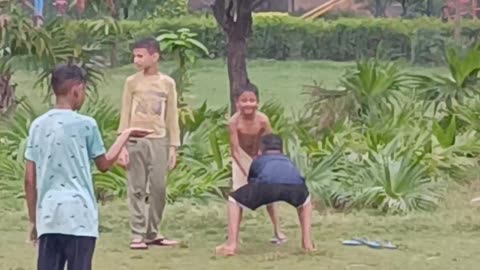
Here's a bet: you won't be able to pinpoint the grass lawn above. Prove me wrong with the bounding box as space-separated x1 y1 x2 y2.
13 59 447 112
1 184 480 270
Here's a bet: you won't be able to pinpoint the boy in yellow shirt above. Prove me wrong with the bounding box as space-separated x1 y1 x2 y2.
117 37 180 249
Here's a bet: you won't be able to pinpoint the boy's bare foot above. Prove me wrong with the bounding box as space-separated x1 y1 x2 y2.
215 244 236 256
303 243 316 253
277 231 287 240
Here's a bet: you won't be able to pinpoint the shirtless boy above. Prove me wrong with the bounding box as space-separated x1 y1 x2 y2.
228 82 286 243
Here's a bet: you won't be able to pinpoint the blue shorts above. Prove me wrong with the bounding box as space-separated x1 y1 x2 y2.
229 183 310 210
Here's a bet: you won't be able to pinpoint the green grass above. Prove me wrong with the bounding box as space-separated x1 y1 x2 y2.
1 183 480 270
12 59 448 112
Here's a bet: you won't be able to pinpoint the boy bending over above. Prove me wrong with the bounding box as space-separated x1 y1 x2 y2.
216 134 315 256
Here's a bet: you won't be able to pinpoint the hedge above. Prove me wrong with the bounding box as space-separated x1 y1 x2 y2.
67 15 480 65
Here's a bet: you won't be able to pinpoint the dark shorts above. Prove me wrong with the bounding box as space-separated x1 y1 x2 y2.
37 233 96 270
230 183 310 210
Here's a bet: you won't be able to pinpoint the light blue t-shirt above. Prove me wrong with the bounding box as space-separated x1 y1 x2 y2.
25 109 106 238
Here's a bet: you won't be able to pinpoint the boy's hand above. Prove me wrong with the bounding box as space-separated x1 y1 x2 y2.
168 146 177 170
118 148 129 168
125 128 154 138
28 222 37 246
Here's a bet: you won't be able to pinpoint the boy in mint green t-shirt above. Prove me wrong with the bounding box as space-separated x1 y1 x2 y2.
24 64 151 270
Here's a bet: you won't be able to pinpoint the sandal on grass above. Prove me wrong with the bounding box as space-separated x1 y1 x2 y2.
380 240 398 249
130 240 148 250
352 238 382 249
270 236 287 245
146 238 179 246
215 244 236 256
342 239 364 246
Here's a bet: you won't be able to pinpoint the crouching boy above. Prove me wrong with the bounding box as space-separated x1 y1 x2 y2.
216 134 315 256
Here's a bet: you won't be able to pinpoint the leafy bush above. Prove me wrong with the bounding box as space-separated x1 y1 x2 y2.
5 46 480 214
66 16 480 64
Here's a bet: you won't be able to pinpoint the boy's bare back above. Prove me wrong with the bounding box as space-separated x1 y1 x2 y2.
229 111 272 158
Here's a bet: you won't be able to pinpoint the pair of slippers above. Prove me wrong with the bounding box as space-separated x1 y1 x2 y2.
342 238 397 249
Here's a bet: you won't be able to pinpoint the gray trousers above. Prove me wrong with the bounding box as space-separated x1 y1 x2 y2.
126 137 169 241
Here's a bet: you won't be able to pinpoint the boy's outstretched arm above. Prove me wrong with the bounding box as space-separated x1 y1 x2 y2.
228 120 247 176
95 128 152 172
24 160 37 242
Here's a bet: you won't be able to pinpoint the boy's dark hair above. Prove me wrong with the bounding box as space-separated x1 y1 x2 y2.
261 134 283 152
51 64 87 96
132 37 160 55
235 80 259 101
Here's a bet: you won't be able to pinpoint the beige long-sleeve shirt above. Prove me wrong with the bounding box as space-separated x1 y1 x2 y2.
118 72 180 147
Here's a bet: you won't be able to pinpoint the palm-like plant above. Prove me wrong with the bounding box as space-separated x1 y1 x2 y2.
33 18 107 102
157 28 210 141
303 59 411 127
351 139 444 214
412 46 480 112
0 99 45 159
0 0 55 113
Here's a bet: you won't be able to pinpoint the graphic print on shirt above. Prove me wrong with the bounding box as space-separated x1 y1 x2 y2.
134 90 168 119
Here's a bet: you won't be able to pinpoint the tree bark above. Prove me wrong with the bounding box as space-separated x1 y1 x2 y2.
227 33 248 115
212 0 260 115
426 0 434 16
0 73 16 115
454 0 461 42
374 0 384 17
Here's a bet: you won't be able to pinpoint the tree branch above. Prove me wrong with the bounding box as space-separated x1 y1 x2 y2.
251 0 266 11
212 0 228 31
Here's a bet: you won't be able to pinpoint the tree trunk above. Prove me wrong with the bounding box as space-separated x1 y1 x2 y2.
401 0 407 17
374 0 387 17
454 0 461 42
212 0 259 115
0 73 16 115
110 43 119 67
426 0 434 16
227 31 248 115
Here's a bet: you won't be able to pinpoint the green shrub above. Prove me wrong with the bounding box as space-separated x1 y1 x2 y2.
66 16 480 64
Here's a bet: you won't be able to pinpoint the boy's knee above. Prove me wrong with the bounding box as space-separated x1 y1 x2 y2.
297 195 311 209
228 196 247 209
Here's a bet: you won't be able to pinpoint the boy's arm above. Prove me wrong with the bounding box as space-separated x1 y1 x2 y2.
118 79 133 134
91 118 153 172
247 159 260 183
24 126 37 229
95 130 131 172
165 79 180 148
257 117 273 156
229 120 247 176
263 117 273 135
24 160 37 226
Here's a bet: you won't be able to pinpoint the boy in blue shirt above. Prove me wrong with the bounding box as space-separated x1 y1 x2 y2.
215 134 315 256
24 64 151 270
